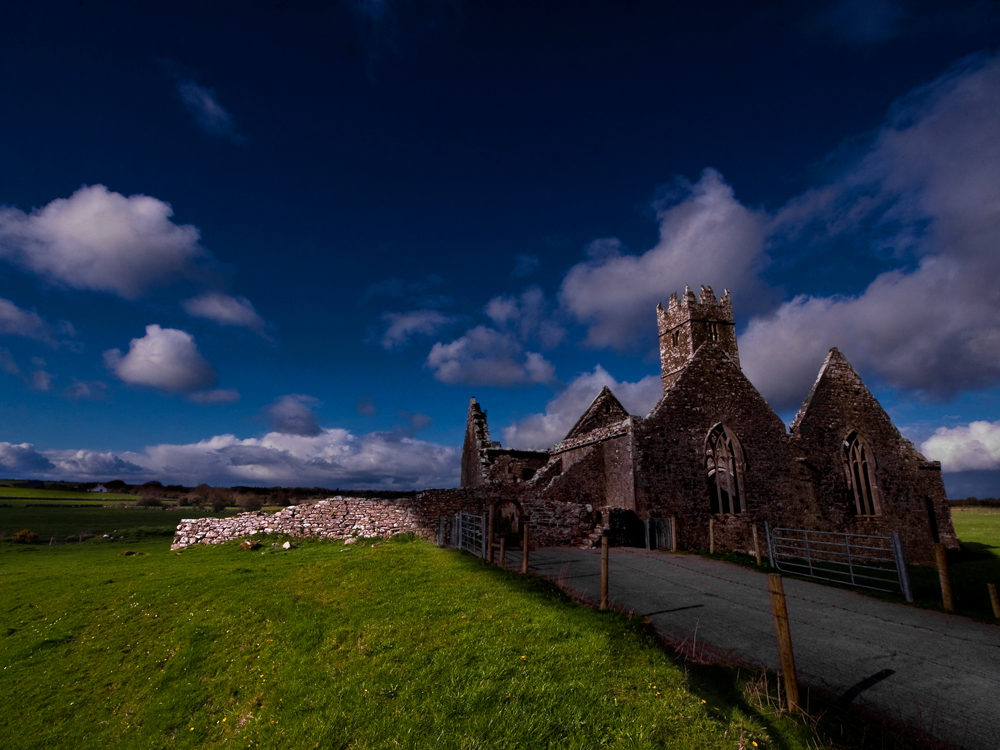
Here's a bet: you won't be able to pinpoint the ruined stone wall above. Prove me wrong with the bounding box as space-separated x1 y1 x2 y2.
634 343 799 554
461 399 491 488
172 487 598 552
789 349 958 565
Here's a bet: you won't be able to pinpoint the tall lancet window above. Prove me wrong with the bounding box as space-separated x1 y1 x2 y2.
706 424 745 514
844 431 880 516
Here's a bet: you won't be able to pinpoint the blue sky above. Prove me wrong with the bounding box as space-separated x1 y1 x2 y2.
3 0 1000 495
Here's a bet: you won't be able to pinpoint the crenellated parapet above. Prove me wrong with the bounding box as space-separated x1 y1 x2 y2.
657 284 739 390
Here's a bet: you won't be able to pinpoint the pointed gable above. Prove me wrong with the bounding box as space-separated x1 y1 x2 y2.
790 348 886 438
563 386 631 442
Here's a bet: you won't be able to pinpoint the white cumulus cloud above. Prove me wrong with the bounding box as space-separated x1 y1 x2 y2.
0 185 205 299
0 442 55 473
426 326 556 387
558 168 773 351
104 324 217 393
921 421 1000 472
502 365 663 450
742 53 1000 410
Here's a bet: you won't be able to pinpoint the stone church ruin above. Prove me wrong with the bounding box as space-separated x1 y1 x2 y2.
174 284 957 567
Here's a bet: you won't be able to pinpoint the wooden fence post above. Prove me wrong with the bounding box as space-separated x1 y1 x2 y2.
709 517 715 555
935 543 954 612
600 533 609 610
988 583 1000 619
521 520 530 574
499 537 506 567
753 524 762 566
767 574 799 713
486 504 495 563
671 514 677 552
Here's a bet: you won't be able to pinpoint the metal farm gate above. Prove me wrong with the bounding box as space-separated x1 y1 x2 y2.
450 511 488 558
765 522 913 602
645 517 675 551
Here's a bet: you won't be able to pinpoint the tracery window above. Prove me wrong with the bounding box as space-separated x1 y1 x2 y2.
843 431 880 516
706 423 745 514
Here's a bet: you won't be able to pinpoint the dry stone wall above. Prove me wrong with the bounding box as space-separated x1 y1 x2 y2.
171 489 600 551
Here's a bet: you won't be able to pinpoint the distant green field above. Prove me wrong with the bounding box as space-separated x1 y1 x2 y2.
0 535 928 750
899 507 1000 619
951 507 1000 559
0 487 137 501
0 506 229 541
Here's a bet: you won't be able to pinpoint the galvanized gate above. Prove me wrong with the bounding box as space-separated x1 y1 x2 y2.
765 522 912 602
451 511 488 558
645 517 674 551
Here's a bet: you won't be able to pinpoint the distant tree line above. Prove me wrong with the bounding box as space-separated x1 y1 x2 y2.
950 497 1000 507
1 478 418 512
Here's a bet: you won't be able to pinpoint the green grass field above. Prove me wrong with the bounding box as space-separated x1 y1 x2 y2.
0 506 229 541
0 503 984 749
950 506 1000 555
0 487 137 502
1 527 936 750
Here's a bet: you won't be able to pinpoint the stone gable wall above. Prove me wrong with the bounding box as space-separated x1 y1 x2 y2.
634 343 798 552
789 349 958 565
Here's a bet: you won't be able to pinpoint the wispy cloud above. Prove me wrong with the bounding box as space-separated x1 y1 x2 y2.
177 80 244 142
377 309 456 350
63 379 107 401
182 292 272 339
0 297 68 347
818 0 906 44
266 394 322 437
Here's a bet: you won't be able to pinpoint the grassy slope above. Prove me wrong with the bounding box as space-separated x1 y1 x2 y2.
0 537 790 750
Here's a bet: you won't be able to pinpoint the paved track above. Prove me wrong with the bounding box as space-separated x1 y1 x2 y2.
501 547 1000 750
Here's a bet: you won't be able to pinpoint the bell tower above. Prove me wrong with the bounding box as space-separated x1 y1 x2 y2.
657 285 740 390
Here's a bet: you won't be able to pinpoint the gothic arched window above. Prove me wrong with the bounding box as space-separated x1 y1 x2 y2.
843 431 880 516
706 424 745 514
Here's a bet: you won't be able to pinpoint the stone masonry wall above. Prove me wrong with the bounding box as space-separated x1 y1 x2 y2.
634 342 799 554
172 488 599 551
789 348 958 566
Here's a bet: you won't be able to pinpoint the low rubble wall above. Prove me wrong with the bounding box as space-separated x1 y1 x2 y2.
171 490 600 551
172 496 447 550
